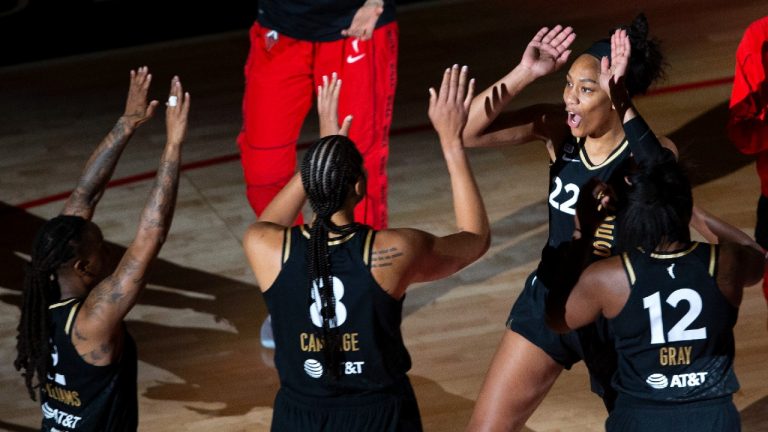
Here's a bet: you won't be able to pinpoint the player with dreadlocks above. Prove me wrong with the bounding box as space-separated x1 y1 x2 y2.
243 65 490 431
15 67 189 431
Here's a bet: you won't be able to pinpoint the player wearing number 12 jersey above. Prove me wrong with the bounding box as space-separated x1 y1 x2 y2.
243 66 489 431
546 156 764 431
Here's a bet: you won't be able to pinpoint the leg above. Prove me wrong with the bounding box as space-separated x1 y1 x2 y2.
467 330 563 432
238 22 314 217
755 194 768 302
314 22 398 229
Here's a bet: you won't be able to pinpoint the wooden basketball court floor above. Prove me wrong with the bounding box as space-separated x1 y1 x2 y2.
1 1 767 430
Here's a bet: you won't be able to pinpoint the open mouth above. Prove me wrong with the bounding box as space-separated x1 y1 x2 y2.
567 112 582 128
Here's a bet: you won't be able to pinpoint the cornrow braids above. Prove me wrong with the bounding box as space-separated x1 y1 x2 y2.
300 135 364 379
15 215 87 400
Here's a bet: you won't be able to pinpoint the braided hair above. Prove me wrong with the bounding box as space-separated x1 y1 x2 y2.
15 215 88 400
300 135 364 379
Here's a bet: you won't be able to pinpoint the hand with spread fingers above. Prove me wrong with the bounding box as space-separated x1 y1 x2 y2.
122 66 159 129
520 25 576 78
317 73 353 137
600 29 632 104
428 65 475 146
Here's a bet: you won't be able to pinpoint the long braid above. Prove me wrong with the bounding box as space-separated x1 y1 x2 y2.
300 135 363 379
15 215 87 400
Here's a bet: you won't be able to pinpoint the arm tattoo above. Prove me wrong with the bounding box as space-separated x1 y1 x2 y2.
66 118 133 214
371 247 404 268
142 160 179 230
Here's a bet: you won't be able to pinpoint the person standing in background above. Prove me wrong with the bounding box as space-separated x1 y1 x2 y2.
237 0 398 230
727 15 768 311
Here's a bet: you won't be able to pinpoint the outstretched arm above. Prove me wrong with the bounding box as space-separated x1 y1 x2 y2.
402 65 490 285
62 67 159 220
599 29 669 164
73 77 188 365
463 25 575 148
690 205 763 252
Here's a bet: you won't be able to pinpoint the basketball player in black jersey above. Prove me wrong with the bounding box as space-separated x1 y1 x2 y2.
545 156 764 431
243 65 490 431
14 68 189 431
463 16 758 431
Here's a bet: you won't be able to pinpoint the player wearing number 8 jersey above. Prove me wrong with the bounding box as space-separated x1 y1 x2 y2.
545 156 764 431
243 66 489 431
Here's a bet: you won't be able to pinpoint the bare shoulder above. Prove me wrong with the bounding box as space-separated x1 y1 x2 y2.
369 228 427 269
580 256 626 291
243 222 289 292
243 222 285 251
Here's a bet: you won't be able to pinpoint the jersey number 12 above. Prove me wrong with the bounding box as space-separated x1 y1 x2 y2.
643 288 707 344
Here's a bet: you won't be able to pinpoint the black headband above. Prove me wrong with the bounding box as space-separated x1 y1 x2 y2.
584 39 611 60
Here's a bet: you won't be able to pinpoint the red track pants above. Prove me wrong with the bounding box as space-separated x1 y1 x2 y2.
237 21 398 229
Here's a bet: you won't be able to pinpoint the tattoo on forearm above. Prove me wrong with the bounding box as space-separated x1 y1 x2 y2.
143 160 179 229
69 119 131 210
371 247 404 268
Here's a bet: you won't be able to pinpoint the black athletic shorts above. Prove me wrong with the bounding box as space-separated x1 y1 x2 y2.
271 378 423 432
606 394 740 431
507 271 617 410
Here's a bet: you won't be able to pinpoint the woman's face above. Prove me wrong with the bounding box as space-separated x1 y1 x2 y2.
563 55 616 138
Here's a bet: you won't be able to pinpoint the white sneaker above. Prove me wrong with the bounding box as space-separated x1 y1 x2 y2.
260 314 275 349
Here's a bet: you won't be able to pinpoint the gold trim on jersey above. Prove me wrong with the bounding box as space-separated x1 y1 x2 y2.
65 303 80 335
708 243 716 277
579 138 629 171
621 253 636 285
363 230 374 266
49 298 78 310
650 243 699 259
300 224 357 245
282 228 292 264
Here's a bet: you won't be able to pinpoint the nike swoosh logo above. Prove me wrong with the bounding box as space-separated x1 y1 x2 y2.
346 53 366 64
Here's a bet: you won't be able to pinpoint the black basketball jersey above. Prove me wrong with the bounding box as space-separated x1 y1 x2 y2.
257 0 396 42
612 243 739 402
264 225 412 398
547 135 631 258
41 299 138 431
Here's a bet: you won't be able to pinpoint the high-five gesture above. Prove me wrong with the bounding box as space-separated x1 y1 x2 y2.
520 25 576 78
63 67 159 220
123 66 159 129
317 73 353 137
599 29 631 98
165 76 191 145
429 65 475 144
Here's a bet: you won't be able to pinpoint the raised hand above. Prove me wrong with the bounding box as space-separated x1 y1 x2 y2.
317 73 353 136
599 29 631 99
341 0 383 40
520 25 576 78
123 66 159 129
165 76 190 145
429 65 475 145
